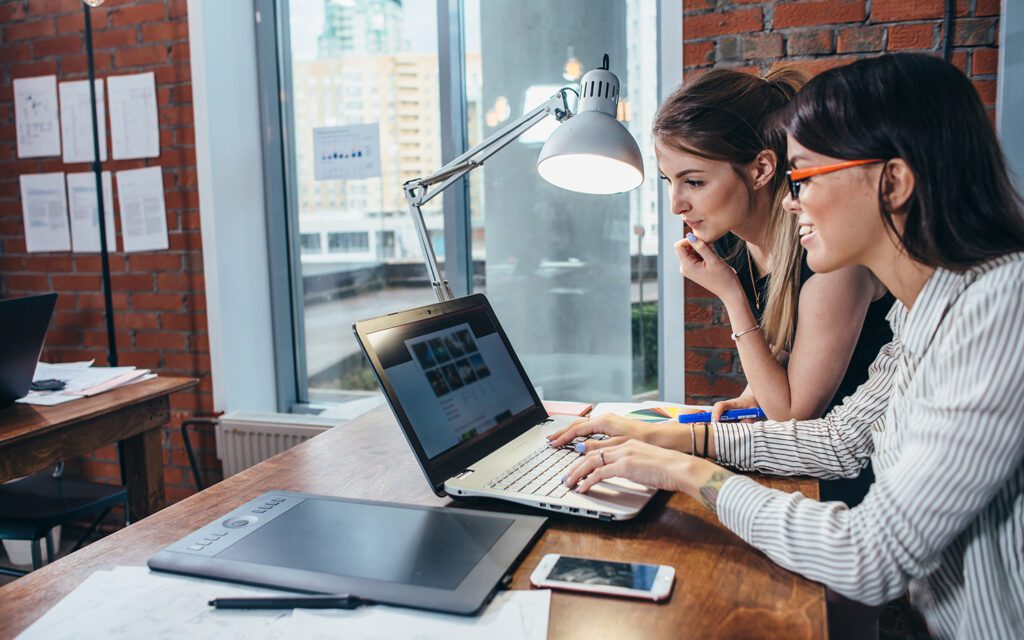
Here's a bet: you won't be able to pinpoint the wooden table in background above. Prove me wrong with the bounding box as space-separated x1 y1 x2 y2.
0 404 826 639
0 376 198 520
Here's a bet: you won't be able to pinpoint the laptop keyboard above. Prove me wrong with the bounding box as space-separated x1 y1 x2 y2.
487 442 584 499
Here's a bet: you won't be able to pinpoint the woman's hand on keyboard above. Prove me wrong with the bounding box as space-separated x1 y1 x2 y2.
562 440 691 493
546 414 690 454
563 440 734 515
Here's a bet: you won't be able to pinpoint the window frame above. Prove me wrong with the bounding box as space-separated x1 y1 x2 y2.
255 0 685 411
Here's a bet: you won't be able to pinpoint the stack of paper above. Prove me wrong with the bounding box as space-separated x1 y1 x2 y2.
16 566 551 640
591 400 712 423
18 360 156 406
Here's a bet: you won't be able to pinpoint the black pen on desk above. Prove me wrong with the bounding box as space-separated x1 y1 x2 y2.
208 594 369 610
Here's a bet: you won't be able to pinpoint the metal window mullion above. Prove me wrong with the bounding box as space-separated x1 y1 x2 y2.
657 0 684 401
254 0 308 410
437 0 473 296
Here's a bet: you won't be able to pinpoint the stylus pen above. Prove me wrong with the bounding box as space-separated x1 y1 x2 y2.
208 594 370 610
677 408 767 423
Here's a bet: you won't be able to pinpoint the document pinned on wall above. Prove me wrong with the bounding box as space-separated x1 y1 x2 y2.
108 72 160 160
14 75 61 158
20 172 71 253
116 166 168 253
67 171 116 253
313 123 382 181
59 79 107 164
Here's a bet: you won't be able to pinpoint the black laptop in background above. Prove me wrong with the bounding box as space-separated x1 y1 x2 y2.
0 293 57 406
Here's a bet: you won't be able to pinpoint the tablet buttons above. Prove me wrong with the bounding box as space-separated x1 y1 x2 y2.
223 515 258 528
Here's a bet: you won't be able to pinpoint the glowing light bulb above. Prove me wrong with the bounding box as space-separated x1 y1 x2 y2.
83 0 106 7
562 47 582 82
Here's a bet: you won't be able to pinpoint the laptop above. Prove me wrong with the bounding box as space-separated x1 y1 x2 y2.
353 293 655 521
0 293 57 406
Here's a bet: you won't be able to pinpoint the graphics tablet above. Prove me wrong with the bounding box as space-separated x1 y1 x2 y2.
147 491 546 615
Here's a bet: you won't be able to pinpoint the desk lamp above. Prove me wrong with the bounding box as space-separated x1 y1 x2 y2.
404 54 643 302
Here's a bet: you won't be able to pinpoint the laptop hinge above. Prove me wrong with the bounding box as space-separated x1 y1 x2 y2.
452 469 474 480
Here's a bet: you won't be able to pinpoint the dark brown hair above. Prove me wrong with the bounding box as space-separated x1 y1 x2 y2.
654 66 809 354
782 53 1024 269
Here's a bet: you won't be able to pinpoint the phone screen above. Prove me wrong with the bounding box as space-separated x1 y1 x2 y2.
547 556 659 591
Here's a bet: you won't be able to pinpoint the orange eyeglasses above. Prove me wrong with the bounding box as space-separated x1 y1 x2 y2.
786 159 884 201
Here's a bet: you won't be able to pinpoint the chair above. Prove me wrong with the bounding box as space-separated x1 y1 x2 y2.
0 465 128 576
180 417 218 491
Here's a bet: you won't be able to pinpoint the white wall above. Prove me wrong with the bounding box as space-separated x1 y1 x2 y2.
187 0 277 412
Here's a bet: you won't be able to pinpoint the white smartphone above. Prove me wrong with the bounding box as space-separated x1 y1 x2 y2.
529 553 675 601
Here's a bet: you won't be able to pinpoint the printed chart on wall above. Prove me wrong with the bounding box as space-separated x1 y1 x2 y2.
13 75 61 158
313 123 382 181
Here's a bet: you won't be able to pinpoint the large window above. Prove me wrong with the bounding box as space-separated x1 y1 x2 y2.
463 0 660 401
262 0 672 408
283 0 444 403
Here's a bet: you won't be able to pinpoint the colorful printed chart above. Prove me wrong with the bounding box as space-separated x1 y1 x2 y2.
624 405 704 423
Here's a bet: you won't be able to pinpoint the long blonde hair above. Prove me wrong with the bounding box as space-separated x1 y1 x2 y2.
653 65 809 354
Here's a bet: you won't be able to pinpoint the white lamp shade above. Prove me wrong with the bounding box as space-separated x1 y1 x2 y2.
536 110 644 195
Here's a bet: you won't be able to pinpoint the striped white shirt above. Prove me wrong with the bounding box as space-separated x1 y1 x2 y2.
714 253 1024 640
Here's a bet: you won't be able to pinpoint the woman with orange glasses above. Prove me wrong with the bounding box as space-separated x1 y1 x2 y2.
650 65 893 508
554 53 1024 638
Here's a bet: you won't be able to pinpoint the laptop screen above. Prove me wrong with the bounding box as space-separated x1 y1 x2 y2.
364 301 537 461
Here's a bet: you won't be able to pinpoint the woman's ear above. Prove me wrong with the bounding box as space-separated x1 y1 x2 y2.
881 159 915 212
750 150 777 190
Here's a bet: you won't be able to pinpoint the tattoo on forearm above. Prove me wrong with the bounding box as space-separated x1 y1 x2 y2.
699 470 734 514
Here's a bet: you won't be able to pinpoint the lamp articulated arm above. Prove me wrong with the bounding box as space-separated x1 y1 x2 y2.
403 89 575 302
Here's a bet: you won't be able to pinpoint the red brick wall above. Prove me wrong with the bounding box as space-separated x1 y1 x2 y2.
0 0 218 504
681 0 1001 405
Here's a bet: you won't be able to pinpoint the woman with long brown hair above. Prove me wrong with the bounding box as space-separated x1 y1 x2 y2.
554 53 1024 638
655 66 893 505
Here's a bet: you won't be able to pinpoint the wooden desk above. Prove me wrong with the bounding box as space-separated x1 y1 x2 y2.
0 405 826 639
0 377 197 520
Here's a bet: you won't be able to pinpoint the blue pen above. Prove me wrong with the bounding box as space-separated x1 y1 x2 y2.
677 407 767 423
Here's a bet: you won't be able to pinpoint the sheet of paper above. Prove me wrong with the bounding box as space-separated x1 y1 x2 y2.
67 171 116 253
313 123 382 181
31 364 145 395
116 166 168 252
59 79 107 163
19 172 70 252
589 402 648 418
17 566 293 640
590 401 711 420
19 362 148 405
288 590 551 640
76 369 152 396
107 72 160 160
33 360 95 376
14 75 61 158
542 400 593 417
15 392 83 406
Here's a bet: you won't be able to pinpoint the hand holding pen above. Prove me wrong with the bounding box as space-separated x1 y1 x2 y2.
677 407 766 424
